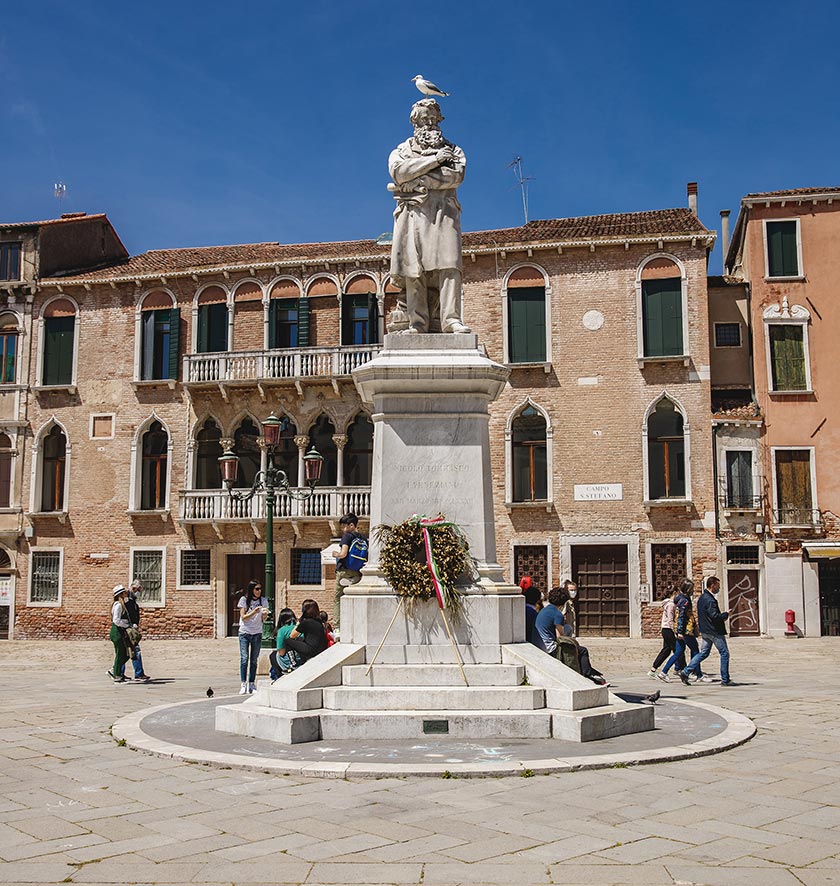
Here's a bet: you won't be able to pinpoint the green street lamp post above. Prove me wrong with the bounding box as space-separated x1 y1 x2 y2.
219 414 324 648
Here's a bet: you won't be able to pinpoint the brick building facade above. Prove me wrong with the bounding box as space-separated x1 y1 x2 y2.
2 199 721 641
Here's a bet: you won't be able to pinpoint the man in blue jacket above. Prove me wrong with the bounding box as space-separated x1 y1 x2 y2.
679 576 732 686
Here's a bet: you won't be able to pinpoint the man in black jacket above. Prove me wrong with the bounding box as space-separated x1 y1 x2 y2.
120 580 151 682
679 576 731 686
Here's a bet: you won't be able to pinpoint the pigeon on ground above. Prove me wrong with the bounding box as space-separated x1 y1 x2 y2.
206 687 214 698
412 75 449 97
643 690 660 704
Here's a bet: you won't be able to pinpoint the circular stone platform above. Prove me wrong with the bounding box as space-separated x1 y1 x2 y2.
112 694 755 777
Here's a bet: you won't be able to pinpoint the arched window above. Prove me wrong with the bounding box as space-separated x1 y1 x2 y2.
233 418 261 489
505 266 547 364
512 406 547 501
41 425 67 511
638 256 686 359
647 398 686 499
141 421 168 509
269 280 307 349
0 314 20 384
342 276 379 346
274 417 298 483
196 286 228 353
139 290 180 381
0 433 12 508
345 414 373 486
195 419 223 489
309 415 337 486
41 298 77 386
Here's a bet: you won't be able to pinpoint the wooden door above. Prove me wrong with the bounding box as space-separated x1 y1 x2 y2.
818 561 840 637
571 544 630 636
226 554 266 637
727 569 760 636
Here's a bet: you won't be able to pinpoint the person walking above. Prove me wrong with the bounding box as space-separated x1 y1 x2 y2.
119 580 151 682
108 585 131 683
237 580 268 695
648 587 677 678
680 576 732 686
333 513 367 633
657 579 695 683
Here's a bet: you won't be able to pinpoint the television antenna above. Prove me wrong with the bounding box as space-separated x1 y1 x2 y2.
507 156 534 225
54 181 67 210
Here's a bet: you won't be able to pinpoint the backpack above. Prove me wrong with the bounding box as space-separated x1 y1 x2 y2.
345 536 368 572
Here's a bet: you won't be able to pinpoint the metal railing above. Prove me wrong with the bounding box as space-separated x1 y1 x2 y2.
183 345 380 384
179 486 371 522
718 490 764 511
772 506 822 527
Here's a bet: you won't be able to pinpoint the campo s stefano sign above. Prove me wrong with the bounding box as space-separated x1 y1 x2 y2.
573 484 623 501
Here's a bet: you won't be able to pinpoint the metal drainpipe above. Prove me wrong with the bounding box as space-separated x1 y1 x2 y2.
712 423 721 541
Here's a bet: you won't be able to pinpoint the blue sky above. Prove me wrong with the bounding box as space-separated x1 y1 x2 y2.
2 1 838 272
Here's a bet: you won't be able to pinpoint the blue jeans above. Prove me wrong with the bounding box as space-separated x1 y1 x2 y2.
685 634 730 683
239 633 262 683
120 644 144 679
663 635 702 676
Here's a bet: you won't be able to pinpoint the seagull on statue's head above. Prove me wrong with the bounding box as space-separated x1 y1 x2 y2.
412 74 449 97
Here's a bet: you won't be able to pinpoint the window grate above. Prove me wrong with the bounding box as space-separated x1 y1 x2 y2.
180 549 210 586
31 551 60 603
715 323 741 347
291 548 321 585
132 550 163 604
727 546 760 565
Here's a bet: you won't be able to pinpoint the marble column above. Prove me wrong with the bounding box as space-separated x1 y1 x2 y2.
293 435 309 489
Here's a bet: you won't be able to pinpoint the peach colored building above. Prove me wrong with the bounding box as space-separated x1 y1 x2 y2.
726 187 840 636
2 196 719 641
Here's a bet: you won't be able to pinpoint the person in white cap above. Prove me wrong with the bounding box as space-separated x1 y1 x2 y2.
108 585 131 683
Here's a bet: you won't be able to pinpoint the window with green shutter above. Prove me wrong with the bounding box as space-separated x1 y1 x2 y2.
196 303 228 353
341 294 378 345
768 324 808 391
642 279 683 357
508 287 546 363
766 221 799 278
141 308 180 380
43 316 75 385
269 298 299 349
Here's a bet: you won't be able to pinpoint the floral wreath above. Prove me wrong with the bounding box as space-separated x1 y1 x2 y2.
375 514 473 612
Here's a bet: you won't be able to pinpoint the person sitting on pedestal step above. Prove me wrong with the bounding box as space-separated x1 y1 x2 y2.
286 599 328 663
533 585 608 686
519 576 542 644
269 608 300 682
333 513 367 633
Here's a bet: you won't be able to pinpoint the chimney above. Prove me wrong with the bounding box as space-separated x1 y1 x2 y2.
687 182 698 215
720 209 731 261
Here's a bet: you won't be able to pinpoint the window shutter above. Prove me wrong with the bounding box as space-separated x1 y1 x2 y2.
44 316 74 385
508 288 545 363
268 299 278 348
776 450 812 522
167 307 180 379
197 305 209 353
141 311 155 380
298 297 310 347
643 280 682 357
726 451 753 507
769 325 806 390
368 294 379 344
767 221 799 277
341 297 351 346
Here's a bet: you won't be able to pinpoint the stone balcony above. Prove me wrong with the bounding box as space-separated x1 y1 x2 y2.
182 345 381 393
178 486 371 524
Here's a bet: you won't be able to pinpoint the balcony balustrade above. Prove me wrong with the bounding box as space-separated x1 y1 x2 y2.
183 345 380 386
179 486 371 523
772 506 822 529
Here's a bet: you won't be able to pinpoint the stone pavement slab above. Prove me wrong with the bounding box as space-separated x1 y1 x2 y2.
2 637 840 886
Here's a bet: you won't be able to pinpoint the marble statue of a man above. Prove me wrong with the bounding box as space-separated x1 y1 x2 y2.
388 99 471 335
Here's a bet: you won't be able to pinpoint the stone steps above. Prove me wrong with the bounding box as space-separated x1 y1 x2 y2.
342 663 525 687
322 685 544 711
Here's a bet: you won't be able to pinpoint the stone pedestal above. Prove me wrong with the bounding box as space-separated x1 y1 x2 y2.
215 332 656 746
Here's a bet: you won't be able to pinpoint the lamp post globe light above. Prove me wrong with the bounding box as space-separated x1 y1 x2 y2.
219 413 324 648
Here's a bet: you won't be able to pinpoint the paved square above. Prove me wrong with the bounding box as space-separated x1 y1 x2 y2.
1 637 839 885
